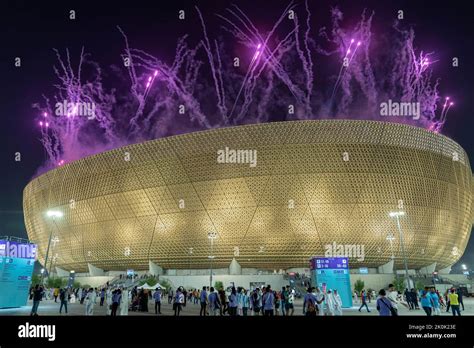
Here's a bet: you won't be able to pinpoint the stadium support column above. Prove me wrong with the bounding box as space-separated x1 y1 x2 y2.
229 258 242 275
438 265 452 275
419 262 436 275
88 263 105 276
377 259 394 274
149 260 163 276
55 267 70 277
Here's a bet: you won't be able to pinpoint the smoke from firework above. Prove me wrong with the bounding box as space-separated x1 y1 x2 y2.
33 1 453 173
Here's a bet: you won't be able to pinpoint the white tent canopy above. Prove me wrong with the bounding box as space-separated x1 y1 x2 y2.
137 283 166 290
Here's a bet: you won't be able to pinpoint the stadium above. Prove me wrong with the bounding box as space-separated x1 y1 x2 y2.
23 120 473 276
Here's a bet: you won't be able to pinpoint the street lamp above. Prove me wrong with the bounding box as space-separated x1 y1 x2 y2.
461 264 467 271
43 210 63 284
389 211 411 289
207 232 217 288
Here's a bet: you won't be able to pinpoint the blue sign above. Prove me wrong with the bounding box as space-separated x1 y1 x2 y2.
359 267 369 274
310 256 353 308
0 240 37 308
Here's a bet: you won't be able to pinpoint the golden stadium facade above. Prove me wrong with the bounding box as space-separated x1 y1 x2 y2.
23 120 474 273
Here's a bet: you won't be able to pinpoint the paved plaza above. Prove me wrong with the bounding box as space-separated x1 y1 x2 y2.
1 297 473 317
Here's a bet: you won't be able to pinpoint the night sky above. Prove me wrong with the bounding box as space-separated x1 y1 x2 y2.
1 0 473 272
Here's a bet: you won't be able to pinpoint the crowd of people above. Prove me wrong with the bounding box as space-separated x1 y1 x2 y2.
169 284 297 316
29 281 467 317
352 284 466 316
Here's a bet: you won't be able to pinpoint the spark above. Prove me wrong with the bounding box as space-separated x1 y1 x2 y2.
330 39 362 103
228 43 263 119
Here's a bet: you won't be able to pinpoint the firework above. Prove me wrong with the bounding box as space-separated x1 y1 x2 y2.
33 3 454 173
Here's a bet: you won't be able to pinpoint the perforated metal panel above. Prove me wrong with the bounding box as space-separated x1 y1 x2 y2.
23 120 474 272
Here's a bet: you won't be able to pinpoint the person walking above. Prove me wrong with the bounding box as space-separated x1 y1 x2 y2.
280 286 288 316
106 288 113 315
237 288 244 316
303 287 317 316
173 287 184 316
182 288 188 307
262 285 275 316
314 287 325 316
242 289 250 316
273 290 280 316
111 289 121 316
100 288 105 306
376 289 394 316
456 288 464 311
153 287 162 314
333 289 343 316
448 289 461 316
358 290 371 313
208 287 221 316
199 286 208 316
251 288 262 316
120 288 129 316
404 288 413 310
77 287 83 305
30 284 43 316
80 288 87 304
325 289 336 316
445 289 451 312
59 288 68 314
286 288 295 316
168 288 174 304
85 288 96 315
386 284 399 315
420 287 433 316
218 289 227 316
228 287 238 316
430 288 441 316
53 288 59 303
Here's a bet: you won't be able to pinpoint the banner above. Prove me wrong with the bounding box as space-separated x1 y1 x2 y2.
0 240 37 308
310 256 353 308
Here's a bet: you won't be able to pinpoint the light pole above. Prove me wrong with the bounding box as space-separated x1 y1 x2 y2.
188 248 193 275
386 234 395 260
389 211 411 289
48 238 60 276
43 210 63 284
207 232 217 288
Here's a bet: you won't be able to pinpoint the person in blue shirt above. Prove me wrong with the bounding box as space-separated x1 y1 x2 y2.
430 288 440 316
262 285 275 316
376 289 394 316
208 287 221 316
303 287 317 316
420 287 433 316
358 290 371 313
199 286 208 316
242 289 250 316
153 287 162 314
228 287 238 316
111 289 122 316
